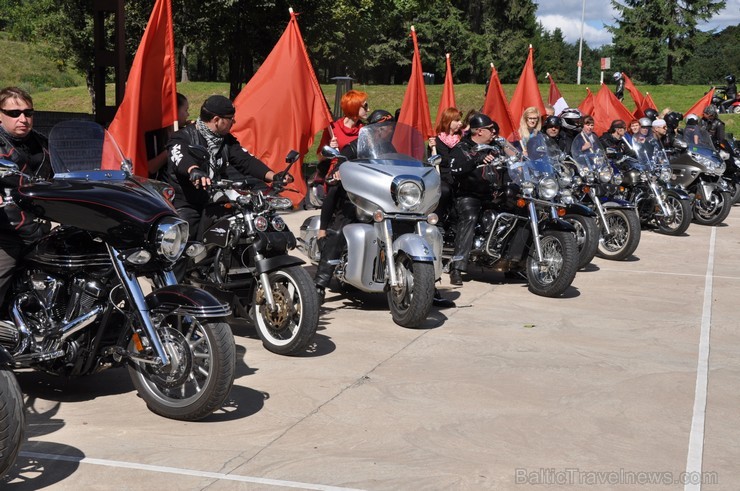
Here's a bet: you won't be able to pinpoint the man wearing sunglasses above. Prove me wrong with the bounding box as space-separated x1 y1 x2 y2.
0 86 52 300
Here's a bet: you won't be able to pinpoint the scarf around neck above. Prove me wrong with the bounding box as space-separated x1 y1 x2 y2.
196 119 225 177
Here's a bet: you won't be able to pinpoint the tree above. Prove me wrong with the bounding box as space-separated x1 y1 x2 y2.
607 0 725 84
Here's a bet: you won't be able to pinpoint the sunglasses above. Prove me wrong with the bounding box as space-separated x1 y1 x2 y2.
361 102 369 110
1 108 34 118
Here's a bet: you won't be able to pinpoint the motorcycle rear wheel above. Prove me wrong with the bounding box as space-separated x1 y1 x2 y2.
526 230 578 297
0 368 24 478
596 209 641 261
564 214 598 269
656 194 691 236
387 254 434 328
251 265 319 355
693 190 732 226
128 316 235 421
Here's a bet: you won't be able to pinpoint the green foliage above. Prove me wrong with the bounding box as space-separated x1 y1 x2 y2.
0 33 84 92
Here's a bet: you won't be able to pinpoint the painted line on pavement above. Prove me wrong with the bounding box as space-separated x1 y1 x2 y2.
684 226 716 491
19 451 365 491
594 268 740 281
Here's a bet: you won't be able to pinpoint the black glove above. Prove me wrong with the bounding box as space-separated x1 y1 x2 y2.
273 171 286 183
189 167 208 183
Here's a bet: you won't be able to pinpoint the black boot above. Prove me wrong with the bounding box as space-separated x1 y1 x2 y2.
449 269 463 286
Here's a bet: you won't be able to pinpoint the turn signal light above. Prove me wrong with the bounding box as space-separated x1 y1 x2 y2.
516 198 526 208
583 186 591 193
557 207 566 217
132 333 144 352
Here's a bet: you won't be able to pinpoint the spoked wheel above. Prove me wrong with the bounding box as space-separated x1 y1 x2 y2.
128 315 235 421
656 194 691 235
693 190 732 226
0 369 24 478
596 208 641 261
526 230 578 297
387 253 434 328
564 214 599 269
252 265 319 355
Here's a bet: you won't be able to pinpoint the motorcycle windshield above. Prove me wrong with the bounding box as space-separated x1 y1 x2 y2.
526 133 562 162
48 120 127 176
357 122 425 166
680 126 716 154
631 139 668 171
507 155 555 186
570 133 609 176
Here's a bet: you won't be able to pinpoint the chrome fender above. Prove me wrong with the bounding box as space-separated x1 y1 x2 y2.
343 223 385 293
296 215 321 263
392 225 443 280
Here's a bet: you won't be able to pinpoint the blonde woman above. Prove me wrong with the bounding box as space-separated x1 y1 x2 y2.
517 106 541 156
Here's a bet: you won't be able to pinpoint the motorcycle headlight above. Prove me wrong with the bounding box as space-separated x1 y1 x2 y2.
155 217 188 261
391 177 424 211
660 167 673 182
690 151 720 175
538 177 559 199
598 166 613 183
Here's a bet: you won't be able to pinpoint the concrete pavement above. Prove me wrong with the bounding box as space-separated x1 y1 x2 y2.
3 208 739 490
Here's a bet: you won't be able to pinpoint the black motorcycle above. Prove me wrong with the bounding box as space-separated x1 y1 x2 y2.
441 139 579 298
0 120 236 421
182 146 319 356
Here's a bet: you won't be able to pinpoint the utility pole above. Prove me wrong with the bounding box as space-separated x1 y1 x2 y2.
577 0 585 85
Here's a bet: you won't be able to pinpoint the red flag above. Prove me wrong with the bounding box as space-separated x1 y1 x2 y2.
107 0 177 176
393 26 434 160
621 72 644 114
684 88 715 117
232 9 332 205
634 92 659 118
591 83 637 136
509 45 546 124
578 88 595 117
434 53 456 129
546 73 568 115
481 64 516 140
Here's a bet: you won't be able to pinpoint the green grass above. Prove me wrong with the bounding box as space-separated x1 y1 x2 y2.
0 33 84 93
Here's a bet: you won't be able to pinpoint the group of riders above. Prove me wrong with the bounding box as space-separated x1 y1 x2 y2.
0 80 735 312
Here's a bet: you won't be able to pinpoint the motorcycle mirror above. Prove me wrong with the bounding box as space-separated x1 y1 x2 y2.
605 147 618 158
321 145 341 159
0 159 19 177
121 158 134 175
673 139 688 150
187 144 211 163
427 154 442 167
285 150 300 164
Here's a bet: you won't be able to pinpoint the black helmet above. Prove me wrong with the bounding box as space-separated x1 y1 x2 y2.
559 108 582 131
644 108 659 121
703 104 718 117
367 109 394 125
542 115 562 129
664 111 683 129
726 74 736 84
468 113 494 130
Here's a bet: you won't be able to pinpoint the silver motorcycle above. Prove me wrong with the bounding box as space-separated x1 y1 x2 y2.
297 122 443 328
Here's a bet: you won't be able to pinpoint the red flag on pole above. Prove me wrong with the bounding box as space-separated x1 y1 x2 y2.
393 26 434 160
232 9 332 205
107 0 177 176
509 45 546 124
634 92 659 118
684 88 715 117
578 88 595 116
621 72 644 115
481 64 516 140
546 73 568 115
434 53 456 129
591 83 637 136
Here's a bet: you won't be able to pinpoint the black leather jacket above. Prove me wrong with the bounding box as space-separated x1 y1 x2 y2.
449 135 503 200
164 124 271 209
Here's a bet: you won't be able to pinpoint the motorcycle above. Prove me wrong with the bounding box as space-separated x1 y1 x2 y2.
528 134 599 270
716 134 740 204
182 147 319 356
441 137 579 297
0 350 23 478
670 126 732 226
0 120 236 421
710 86 740 114
567 136 641 261
297 122 443 328
611 140 692 235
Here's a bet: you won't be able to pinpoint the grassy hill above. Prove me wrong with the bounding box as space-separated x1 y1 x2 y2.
0 33 84 93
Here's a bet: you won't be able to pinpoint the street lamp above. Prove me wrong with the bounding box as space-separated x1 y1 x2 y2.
577 0 585 85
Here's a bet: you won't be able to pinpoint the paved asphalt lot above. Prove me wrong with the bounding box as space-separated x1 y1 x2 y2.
2 208 739 490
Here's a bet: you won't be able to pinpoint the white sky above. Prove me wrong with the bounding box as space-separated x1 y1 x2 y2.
534 0 740 48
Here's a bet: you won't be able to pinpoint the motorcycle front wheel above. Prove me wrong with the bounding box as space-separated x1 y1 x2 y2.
251 265 319 355
656 194 691 236
596 208 641 261
564 214 599 269
693 190 732 226
387 254 434 328
128 316 236 421
526 230 578 297
0 368 24 478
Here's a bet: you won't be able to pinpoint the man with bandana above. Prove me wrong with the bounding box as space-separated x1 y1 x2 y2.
164 95 289 243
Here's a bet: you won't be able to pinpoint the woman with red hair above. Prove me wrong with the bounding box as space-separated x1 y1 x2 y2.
317 89 369 155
